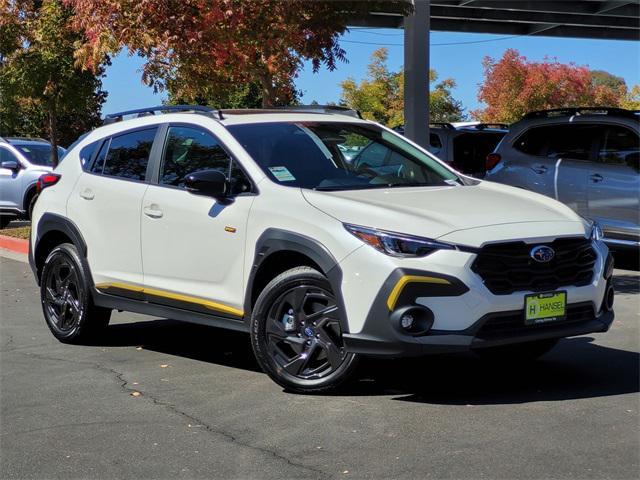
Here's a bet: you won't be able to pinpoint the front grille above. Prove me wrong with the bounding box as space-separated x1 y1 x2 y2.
475 303 595 340
471 237 596 295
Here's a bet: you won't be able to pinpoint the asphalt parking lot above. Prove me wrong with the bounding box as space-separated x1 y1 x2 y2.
1 254 638 480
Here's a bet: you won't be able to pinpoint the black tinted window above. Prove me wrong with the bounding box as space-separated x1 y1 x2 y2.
0 147 19 164
598 125 639 167
515 125 595 161
91 139 110 174
430 133 442 150
102 128 157 180
80 141 99 170
160 126 232 188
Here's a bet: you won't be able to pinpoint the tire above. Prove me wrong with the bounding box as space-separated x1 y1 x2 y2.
27 192 38 220
474 338 559 362
250 266 359 393
40 243 111 343
0 216 11 229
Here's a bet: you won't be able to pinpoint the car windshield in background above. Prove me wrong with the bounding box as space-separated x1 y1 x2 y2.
15 144 65 166
227 122 459 190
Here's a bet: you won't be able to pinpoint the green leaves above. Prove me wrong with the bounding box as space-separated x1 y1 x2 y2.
339 48 465 127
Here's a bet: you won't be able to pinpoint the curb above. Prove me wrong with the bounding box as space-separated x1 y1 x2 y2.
0 234 29 255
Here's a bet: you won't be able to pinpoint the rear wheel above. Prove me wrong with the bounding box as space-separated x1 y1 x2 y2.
27 192 38 220
41 243 111 343
250 266 359 393
0 216 11 229
474 338 559 362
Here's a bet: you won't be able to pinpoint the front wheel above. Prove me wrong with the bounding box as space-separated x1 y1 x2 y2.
250 266 359 393
473 338 559 362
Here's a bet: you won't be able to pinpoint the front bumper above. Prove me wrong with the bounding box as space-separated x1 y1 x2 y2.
343 303 614 357
339 239 613 358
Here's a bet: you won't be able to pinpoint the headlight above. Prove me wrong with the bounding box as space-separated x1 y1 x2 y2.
344 224 455 257
590 221 603 242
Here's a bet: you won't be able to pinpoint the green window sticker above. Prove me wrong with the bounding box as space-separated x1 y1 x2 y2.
268 166 296 182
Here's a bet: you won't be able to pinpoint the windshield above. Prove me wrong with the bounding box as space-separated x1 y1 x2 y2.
226 122 459 190
15 144 66 166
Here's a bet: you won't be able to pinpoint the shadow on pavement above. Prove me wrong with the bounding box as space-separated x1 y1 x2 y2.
613 274 640 295
96 320 638 404
611 249 639 272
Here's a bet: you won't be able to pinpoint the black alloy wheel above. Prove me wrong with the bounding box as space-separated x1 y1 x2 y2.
251 267 358 393
40 243 110 342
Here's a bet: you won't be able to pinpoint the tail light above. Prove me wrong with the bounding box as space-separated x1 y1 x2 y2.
36 173 61 193
485 153 502 171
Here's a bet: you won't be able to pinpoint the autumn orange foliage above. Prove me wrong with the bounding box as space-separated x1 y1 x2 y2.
474 49 627 123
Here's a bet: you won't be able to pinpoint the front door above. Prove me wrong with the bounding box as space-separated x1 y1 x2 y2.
588 124 640 239
140 125 254 318
0 147 25 211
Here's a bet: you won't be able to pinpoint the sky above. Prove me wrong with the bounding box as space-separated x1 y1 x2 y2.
102 28 640 117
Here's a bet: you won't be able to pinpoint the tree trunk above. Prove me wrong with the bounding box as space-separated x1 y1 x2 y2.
47 98 59 168
259 73 276 108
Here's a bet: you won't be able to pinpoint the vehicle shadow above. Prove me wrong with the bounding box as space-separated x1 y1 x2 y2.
95 320 638 404
611 249 639 272
613 274 640 294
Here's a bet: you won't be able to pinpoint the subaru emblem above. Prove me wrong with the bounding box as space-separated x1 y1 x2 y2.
530 245 555 263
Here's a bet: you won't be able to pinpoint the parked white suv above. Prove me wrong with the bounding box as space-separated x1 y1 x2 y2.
30 105 615 393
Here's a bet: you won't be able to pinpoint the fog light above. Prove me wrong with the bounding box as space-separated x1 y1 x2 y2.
400 314 415 330
391 305 434 336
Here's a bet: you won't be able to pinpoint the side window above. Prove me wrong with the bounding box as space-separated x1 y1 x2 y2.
546 125 595 161
79 141 99 170
513 126 550 156
0 147 20 165
102 128 157 181
160 126 250 191
598 125 639 168
430 133 442 153
90 139 110 174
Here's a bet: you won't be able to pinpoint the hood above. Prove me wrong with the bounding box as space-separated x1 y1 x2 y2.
302 181 584 241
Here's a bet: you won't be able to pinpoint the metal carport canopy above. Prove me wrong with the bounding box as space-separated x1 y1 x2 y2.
348 0 640 147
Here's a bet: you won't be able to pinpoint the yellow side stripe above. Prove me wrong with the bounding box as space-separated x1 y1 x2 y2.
95 282 244 317
386 275 451 311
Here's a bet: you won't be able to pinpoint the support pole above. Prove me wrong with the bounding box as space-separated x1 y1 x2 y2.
403 0 430 148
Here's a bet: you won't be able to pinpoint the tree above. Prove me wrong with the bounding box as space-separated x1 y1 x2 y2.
0 0 107 163
66 0 411 108
474 49 627 123
620 84 640 110
340 48 465 127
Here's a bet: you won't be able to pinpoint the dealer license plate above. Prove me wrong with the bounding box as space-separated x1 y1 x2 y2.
524 291 567 325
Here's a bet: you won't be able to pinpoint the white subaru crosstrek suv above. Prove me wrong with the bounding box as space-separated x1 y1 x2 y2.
30 105 615 393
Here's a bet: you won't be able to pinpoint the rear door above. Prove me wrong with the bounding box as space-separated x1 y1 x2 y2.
140 124 254 317
67 127 159 287
588 124 640 240
553 124 599 217
508 125 559 197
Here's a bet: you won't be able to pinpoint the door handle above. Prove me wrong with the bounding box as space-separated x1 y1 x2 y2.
143 205 163 219
590 173 604 183
532 165 548 174
79 188 94 200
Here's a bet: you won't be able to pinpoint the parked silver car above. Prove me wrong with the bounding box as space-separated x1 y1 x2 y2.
485 108 639 250
0 137 65 228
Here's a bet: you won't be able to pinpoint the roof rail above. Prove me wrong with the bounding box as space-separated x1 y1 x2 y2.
5 136 50 142
523 107 639 120
103 105 220 125
429 122 455 129
275 105 362 118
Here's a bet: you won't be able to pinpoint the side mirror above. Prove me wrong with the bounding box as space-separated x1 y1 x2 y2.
1 160 19 171
184 169 229 199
